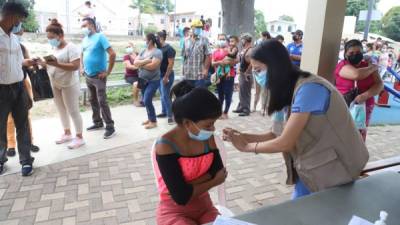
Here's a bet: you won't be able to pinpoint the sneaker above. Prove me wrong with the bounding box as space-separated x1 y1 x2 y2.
144 122 157 129
31 145 40 153
233 109 243 113
86 123 104 131
167 118 175 125
7 148 16 157
21 164 33 176
55 134 73 144
157 113 167 118
0 164 5 175
67 138 85 149
104 128 116 139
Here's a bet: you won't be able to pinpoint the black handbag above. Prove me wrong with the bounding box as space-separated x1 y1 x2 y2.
343 87 359 107
26 66 54 101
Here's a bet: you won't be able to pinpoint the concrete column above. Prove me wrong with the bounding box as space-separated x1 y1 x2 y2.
300 0 347 82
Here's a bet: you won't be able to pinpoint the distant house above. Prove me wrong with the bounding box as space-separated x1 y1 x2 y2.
266 20 297 37
34 0 133 35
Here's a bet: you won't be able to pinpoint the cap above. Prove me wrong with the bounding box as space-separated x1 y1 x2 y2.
191 19 203 28
291 29 303 36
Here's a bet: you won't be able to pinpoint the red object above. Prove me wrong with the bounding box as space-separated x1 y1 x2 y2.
394 80 400 91
377 90 390 107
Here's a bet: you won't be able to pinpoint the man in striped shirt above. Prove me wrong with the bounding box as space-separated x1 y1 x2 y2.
182 19 211 88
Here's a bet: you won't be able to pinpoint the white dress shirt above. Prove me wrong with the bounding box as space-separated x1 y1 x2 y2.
0 26 24 85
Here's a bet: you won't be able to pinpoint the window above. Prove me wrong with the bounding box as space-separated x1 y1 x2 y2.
271 25 275 32
161 19 165 24
288 26 292 32
277 26 281 32
182 18 186 23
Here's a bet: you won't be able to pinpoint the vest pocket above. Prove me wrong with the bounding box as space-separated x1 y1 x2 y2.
297 147 353 192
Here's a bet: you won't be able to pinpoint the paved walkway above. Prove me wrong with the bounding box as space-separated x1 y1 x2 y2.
0 100 399 225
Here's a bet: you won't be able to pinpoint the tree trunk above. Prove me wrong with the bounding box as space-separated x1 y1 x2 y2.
221 0 255 36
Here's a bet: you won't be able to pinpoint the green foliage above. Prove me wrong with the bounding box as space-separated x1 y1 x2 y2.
355 20 382 34
144 24 158 35
0 0 39 32
346 0 382 34
346 0 379 16
279 15 294 22
381 6 400 41
254 10 267 37
130 0 174 14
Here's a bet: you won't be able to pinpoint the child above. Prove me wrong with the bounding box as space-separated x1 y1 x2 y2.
221 36 239 77
152 81 227 225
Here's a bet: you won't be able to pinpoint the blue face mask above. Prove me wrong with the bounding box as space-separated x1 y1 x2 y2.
48 38 61 48
253 70 268 87
126 47 134 54
12 22 22 34
82 27 91 36
193 28 202 36
218 40 226 47
188 122 214 141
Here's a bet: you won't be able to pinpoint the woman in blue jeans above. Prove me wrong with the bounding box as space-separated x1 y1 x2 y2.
156 30 176 124
134 33 163 129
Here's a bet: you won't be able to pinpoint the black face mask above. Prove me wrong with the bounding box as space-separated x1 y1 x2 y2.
347 52 363 65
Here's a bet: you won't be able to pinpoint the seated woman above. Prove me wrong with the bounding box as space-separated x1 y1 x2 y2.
152 81 227 225
335 39 383 141
223 40 369 200
122 42 141 107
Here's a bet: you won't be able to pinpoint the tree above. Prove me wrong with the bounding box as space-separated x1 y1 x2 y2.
279 15 294 22
0 0 39 32
345 0 381 34
254 10 267 36
381 6 400 41
221 0 255 36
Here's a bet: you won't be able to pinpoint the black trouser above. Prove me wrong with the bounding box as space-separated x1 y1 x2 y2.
0 82 34 165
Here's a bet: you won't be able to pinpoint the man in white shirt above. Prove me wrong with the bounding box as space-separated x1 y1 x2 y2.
78 1 95 19
0 2 36 176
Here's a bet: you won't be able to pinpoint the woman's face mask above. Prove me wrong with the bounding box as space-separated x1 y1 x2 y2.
126 47 134 54
48 37 61 48
187 122 214 141
253 69 268 87
346 52 363 65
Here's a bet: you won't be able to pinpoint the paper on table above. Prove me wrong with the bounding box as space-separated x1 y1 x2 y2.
213 216 257 225
348 215 374 225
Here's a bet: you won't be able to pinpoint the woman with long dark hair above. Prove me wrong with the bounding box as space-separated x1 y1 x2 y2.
134 33 163 129
223 40 369 199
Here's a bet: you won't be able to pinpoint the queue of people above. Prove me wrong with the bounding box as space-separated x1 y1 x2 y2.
0 2 119 176
0 3 387 225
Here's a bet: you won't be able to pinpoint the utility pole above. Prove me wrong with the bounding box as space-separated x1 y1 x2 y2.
173 0 176 37
363 0 374 40
163 0 168 32
66 0 70 34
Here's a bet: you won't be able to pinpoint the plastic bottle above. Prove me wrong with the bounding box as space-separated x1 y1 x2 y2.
374 211 388 225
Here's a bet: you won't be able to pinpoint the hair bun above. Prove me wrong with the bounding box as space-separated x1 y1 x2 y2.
50 19 62 28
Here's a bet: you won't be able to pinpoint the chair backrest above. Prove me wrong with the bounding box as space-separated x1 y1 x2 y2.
214 135 235 217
